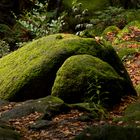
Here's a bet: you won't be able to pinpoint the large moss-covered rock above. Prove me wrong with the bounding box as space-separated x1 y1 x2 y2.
0 34 136 101
52 54 125 106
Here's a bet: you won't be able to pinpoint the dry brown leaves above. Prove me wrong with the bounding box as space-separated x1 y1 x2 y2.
106 31 118 42
122 26 140 42
1 26 140 139
8 110 93 140
125 53 140 85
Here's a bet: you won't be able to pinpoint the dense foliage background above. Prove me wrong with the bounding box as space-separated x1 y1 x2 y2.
0 0 140 55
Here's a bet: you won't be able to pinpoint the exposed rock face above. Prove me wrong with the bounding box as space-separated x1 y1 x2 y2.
0 34 136 106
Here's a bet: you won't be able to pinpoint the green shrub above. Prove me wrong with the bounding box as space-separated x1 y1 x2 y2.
16 1 66 39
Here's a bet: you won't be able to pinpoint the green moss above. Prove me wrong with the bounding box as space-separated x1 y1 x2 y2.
112 41 140 61
115 47 138 60
1 96 66 121
0 127 21 140
114 102 140 123
68 102 107 119
135 84 140 95
114 21 140 44
102 26 120 43
102 26 120 36
74 124 140 140
52 54 127 106
0 33 136 101
124 10 140 23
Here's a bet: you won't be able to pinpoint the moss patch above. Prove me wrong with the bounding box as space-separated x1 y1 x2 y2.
102 26 120 43
113 101 140 124
74 124 140 140
0 127 21 140
135 84 140 95
114 21 140 44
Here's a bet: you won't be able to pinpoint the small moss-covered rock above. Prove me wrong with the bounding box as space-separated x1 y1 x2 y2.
115 46 138 61
52 54 126 106
29 120 54 130
0 33 136 101
114 21 140 44
74 124 140 140
114 101 140 123
0 96 66 121
112 41 140 61
102 26 120 43
68 102 104 119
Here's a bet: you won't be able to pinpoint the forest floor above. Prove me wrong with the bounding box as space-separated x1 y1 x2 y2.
1 32 140 139
0 51 138 140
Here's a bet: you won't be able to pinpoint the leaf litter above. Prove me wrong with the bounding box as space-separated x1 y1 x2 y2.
1 25 140 139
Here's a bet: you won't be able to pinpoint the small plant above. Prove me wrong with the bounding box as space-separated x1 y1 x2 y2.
48 13 66 34
70 0 92 34
85 76 109 119
0 40 10 58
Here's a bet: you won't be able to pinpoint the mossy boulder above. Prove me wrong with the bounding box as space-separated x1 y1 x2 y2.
74 124 140 140
52 54 125 106
0 33 136 101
